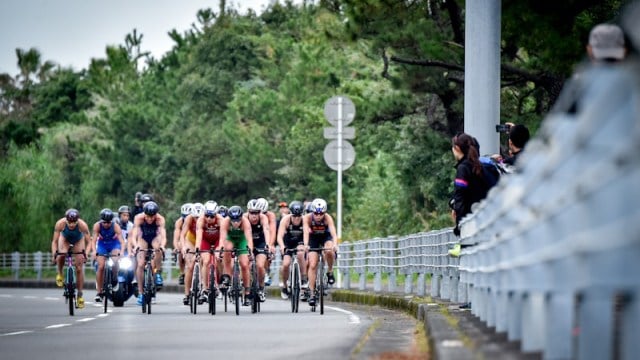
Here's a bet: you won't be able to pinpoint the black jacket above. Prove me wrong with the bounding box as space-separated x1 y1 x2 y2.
451 157 489 234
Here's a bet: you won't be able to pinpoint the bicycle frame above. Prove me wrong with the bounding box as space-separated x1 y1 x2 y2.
97 253 118 314
287 248 302 313
138 248 155 315
56 245 84 316
308 247 327 315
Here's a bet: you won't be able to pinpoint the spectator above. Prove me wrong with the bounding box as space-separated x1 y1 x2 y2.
553 23 628 114
132 192 143 217
449 133 491 240
503 124 530 166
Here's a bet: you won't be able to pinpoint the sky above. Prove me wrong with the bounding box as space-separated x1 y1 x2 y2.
0 0 295 75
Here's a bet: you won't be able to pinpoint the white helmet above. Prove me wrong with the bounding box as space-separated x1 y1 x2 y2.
311 198 327 214
256 198 269 213
204 201 218 216
191 202 204 218
180 203 192 216
247 199 261 212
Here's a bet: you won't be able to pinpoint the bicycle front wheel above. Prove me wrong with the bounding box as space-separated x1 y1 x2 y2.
318 257 325 315
209 265 216 315
66 266 75 316
191 263 200 315
103 264 111 314
233 261 240 316
291 262 300 313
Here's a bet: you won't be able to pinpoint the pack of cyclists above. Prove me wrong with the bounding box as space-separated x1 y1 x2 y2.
51 194 338 311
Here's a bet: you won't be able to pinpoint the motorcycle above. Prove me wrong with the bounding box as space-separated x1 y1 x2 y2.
111 256 137 307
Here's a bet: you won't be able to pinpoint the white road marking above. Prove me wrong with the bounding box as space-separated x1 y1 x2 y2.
0 294 14 298
325 305 361 324
46 324 72 329
1 331 33 337
442 340 464 347
44 297 60 301
97 313 109 317
23 295 37 299
77 317 95 322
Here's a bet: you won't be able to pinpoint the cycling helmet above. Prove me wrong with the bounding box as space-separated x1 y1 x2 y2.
247 199 261 212
228 205 243 221
217 205 228 217
289 201 304 216
143 201 159 216
311 198 327 214
117 205 130 214
65 208 79 222
140 193 154 204
256 198 269 213
180 203 192 217
204 201 218 217
100 208 114 222
305 202 314 214
191 202 204 218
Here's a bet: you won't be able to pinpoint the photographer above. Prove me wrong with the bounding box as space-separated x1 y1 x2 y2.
495 122 530 167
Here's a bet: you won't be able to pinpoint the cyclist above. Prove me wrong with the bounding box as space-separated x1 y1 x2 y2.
115 205 134 253
129 201 167 305
91 209 125 302
218 205 254 306
196 201 222 303
51 208 91 309
217 205 228 218
303 198 338 307
256 197 276 286
179 202 203 305
276 201 307 299
173 203 192 285
245 199 272 302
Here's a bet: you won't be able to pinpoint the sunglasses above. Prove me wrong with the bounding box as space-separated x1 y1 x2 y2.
67 221 78 226
313 211 325 216
248 211 261 215
103 221 112 225
205 214 216 218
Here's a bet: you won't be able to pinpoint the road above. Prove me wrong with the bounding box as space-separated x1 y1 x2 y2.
0 288 385 360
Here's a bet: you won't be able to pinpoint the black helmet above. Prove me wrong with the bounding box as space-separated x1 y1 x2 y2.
305 202 314 214
140 193 154 204
143 201 159 216
228 205 243 221
289 201 303 216
117 205 130 214
65 208 79 222
217 205 228 217
100 208 114 222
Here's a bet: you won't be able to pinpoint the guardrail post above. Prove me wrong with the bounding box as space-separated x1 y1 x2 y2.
385 236 397 293
544 292 574 359
403 236 413 295
356 243 366 290
577 289 614 360
622 290 639 360
34 251 43 281
163 248 172 284
11 251 20 280
339 243 351 289
521 292 545 353
369 239 381 292
271 245 281 286
507 291 523 341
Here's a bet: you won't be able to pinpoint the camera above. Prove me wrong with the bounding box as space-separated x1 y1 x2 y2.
495 124 511 133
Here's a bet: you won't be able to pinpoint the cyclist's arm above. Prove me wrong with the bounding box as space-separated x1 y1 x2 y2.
302 214 310 248
80 220 91 254
276 215 288 251
195 216 204 251
179 216 191 252
128 216 141 255
173 218 182 252
268 212 277 248
51 219 63 259
260 213 271 249
242 218 254 253
114 223 125 254
157 215 167 249
217 218 228 252
88 222 99 258
325 214 338 245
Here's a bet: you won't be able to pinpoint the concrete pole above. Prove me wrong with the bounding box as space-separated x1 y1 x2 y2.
464 0 501 156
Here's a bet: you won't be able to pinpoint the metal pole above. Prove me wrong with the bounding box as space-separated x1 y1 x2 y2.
464 0 501 155
337 97 343 288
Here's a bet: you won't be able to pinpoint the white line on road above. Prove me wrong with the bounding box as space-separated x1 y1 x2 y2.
1 331 33 337
0 294 14 298
325 305 361 324
44 297 60 301
77 318 95 322
23 295 37 299
97 313 109 317
45 324 71 329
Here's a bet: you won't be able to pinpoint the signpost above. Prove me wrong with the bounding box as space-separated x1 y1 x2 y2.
323 96 356 288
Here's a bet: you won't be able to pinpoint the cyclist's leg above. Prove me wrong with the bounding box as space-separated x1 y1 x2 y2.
239 253 251 293
135 239 149 295
96 252 106 296
55 236 69 285
296 243 308 285
222 240 234 284
200 238 213 292
255 252 267 288
307 251 319 294
281 251 292 287
151 238 163 284
323 239 335 284
182 238 196 300
73 238 86 296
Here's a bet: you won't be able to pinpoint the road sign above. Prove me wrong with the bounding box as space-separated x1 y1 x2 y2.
323 96 355 127
323 126 355 140
323 140 355 171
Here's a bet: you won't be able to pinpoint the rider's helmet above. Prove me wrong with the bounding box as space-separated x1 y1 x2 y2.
191 202 204 218
143 201 159 216
180 203 192 217
65 208 79 222
246 199 261 212
100 208 114 222
256 198 269 213
289 201 304 216
311 198 327 214
305 202 314 214
217 205 228 217
204 201 218 217
117 205 130 215
140 193 154 204
228 206 243 221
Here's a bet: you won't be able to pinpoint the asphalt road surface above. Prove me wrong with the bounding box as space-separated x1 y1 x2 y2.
0 287 401 360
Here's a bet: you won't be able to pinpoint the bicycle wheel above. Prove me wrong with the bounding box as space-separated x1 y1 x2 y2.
208 265 216 315
191 263 200 315
145 265 154 314
292 261 300 313
250 261 258 314
318 257 325 315
233 260 240 316
103 263 110 314
66 265 75 316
